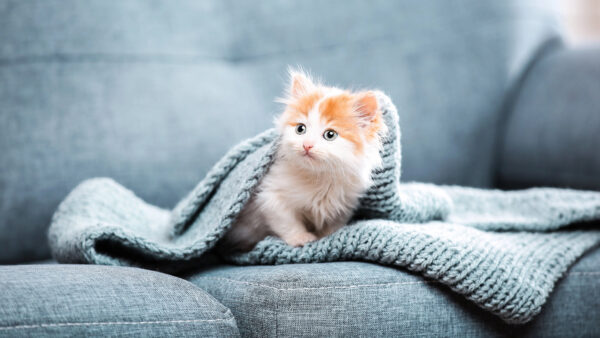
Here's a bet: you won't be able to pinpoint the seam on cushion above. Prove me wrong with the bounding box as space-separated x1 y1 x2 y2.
196 271 600 290
0 318 234 331
195 276 440 291
275 286 279 337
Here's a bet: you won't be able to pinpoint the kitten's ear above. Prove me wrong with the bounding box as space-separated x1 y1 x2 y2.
354 91 379 124
289 70 315 98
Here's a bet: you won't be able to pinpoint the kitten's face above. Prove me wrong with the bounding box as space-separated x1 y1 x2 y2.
276 72 386 172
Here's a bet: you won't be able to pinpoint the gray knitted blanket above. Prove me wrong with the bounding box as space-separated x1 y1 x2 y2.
48 93 600 324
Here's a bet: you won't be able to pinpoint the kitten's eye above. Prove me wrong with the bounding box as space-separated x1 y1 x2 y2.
323 129 338 141
295 123 306 135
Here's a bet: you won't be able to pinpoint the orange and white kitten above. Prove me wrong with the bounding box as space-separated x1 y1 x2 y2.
223 71 387 251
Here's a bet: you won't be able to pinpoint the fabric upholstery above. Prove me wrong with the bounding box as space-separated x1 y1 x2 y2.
0 0 561 262
187 246 600 337
0 264 239 337
47 91 600 323
498 47 600 191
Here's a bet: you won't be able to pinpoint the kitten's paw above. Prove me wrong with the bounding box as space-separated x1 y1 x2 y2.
285 232 318 247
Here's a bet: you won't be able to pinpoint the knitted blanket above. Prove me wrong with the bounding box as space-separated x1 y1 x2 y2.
48 93 600 324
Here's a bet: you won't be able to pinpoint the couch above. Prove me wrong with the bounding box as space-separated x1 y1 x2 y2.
1 1 599 336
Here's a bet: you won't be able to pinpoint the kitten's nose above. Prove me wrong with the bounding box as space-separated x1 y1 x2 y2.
303 142 314 152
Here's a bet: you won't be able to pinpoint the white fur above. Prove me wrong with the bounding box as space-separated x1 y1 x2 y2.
223 77 385 251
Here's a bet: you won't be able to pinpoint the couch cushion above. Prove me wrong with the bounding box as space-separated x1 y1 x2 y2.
0 1 561 262
498 47 600 191
0 265 239 337
186 247 600 337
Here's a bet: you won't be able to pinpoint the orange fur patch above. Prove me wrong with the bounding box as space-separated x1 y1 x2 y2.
283 90 324 125
318 93 365 152
282 87 385 154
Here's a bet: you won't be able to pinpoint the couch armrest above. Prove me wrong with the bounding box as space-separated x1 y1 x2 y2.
497 46 600 190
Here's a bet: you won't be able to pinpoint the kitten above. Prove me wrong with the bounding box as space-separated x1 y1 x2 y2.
223 70 387 251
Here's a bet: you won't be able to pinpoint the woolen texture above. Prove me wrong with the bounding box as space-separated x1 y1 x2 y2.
48 93 600 324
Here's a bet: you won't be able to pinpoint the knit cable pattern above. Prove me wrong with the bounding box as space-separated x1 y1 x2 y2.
48 92 600 324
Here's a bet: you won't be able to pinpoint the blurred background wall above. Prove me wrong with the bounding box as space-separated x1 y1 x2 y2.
560 0 600 44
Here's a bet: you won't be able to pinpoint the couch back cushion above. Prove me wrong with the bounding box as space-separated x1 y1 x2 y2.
0 0 560 262
498 47 600 191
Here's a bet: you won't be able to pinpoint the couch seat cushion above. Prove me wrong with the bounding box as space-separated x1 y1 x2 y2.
187 247 600 337
0 265 239 337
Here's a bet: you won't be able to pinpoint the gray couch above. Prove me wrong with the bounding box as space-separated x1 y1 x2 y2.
1 1 599 336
